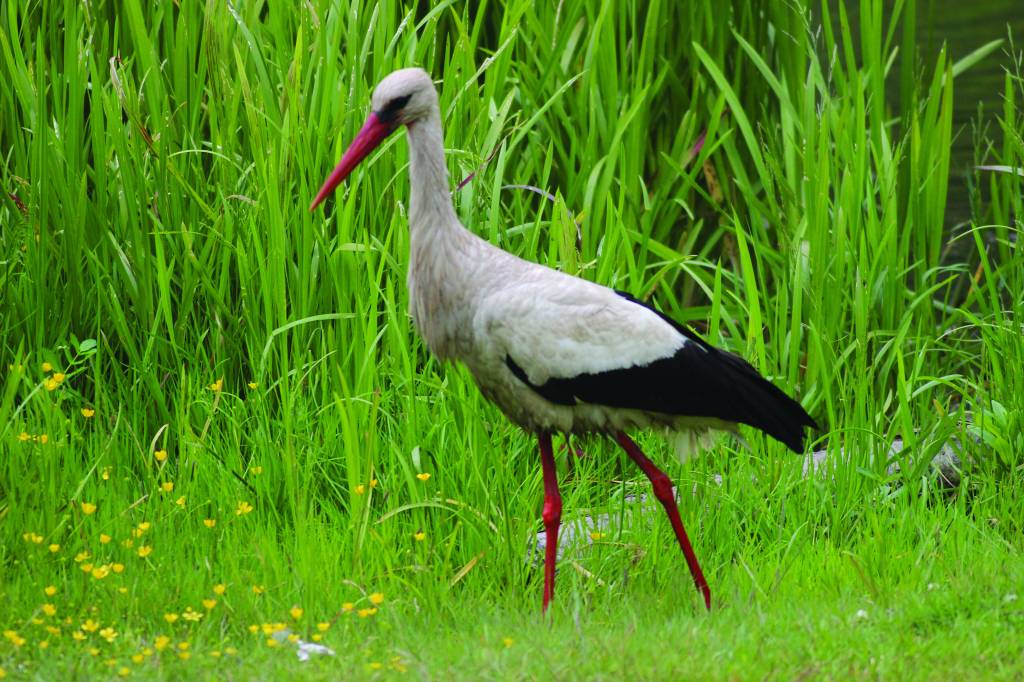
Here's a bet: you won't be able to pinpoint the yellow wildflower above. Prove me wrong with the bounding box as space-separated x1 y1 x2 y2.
48 543 60 553
72 631 86 641
75 551 91 562
80 502 97 515
414 531 426 542
247 624 259 634
44 378 59 391
131 654 144 664
99 627 117 642
368 592 384 605
266 638 279 648
44 586 57 596
370 478 379 489
247 381 258 389
42 362 53 372
341 602 354 613
52 372 65 382
209 650 222 658
137 521 151 532
503 637 514 648
235 501 253 515
137 545 152 558
163 613 178 624
287 634 300 643
91 565 110 579
81 563 94 573
118 668 130 677
202 599 216 610
38 641 50 650
213 583 226 595
154 449 167 462
416 472 431 481
203 518 216 528
182 609 202 622
290 606 304 620
42 604 56 616
209 378 223 392
368 662 382 670
112 563 125 574
251 466 263 475
354 485 366 495
39 434 49 444
252 584 264 595
99 534 111 544
175 496 186 506
160 481 174 493
589 531 607 540
44 626 59 635
154 635 170 651
357 608 377 618
177 641 190 650
18 432 30 442
316 622 330 632
101 467 110 480
81 407 95 418
81 619 100 633
224 647 238 655
312 634 322 642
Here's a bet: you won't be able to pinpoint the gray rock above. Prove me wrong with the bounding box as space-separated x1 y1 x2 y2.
532 437 965 562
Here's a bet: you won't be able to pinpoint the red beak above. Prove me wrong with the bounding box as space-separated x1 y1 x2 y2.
309 112 397 211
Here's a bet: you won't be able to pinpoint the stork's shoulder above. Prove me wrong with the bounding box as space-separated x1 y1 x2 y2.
471 266 687 383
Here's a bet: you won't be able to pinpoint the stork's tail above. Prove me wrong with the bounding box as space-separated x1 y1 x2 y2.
710 349 817 453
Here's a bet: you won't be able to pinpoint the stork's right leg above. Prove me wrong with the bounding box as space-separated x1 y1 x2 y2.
615 431 711 611
538 432 561 613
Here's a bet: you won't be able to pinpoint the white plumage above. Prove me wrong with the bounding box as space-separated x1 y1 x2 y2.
311 67 815 613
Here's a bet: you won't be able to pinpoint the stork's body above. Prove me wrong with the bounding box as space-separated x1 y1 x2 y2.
312 68 815 612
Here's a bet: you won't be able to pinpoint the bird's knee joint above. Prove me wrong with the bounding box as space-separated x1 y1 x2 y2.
542 498 562 527
650 473 676 504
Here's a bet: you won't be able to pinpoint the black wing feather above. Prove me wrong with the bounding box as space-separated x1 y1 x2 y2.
506 291 816 453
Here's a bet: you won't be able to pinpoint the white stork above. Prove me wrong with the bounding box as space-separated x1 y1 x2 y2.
311 68 815 612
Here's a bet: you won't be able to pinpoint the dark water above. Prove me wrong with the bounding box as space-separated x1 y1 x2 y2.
921 0 1023 225
842 0 1024 226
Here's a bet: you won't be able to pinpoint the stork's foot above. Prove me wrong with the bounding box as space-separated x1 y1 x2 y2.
615 431 712 611
538 433 561 613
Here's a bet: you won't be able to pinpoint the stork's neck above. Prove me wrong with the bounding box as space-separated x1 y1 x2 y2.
403 105 483 359
405 107 459 238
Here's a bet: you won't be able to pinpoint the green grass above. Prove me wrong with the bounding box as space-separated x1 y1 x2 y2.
2 0 1023 678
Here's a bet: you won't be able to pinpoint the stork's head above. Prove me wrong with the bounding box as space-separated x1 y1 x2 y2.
310 68 436 211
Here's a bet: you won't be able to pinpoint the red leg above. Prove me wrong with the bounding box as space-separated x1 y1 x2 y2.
615 431 711 611
539 433 561 613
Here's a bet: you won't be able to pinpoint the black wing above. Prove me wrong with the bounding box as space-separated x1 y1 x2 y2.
507 291 816 452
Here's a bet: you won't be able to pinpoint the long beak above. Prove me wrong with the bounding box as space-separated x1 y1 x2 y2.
309 112 397 211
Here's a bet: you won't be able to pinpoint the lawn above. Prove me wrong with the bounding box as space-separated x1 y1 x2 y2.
1 0 1022 679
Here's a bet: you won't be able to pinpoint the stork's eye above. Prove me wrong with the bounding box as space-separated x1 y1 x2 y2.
383 94 412 113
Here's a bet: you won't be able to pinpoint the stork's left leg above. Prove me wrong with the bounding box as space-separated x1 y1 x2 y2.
615 431 712 611
538 432 561 613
